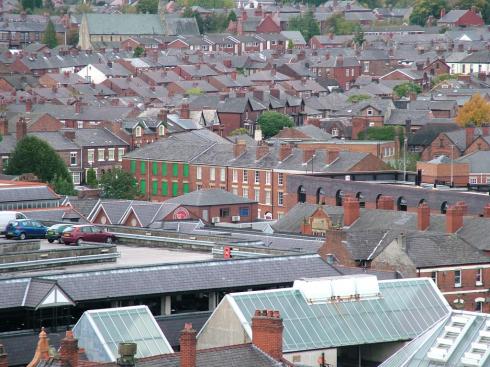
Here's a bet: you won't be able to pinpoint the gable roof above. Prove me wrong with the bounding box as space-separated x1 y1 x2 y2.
166 189 257 206
84 13 164 35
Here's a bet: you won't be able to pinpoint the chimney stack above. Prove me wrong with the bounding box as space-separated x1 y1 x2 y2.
456 201 468 216
234 139 247 158
343 197 360 226
377 196 394 210
25 98 32 112
75 99 82 114
484 204 490 217
417 202 430 231
256 142 269 160
446 205 463 233
252 310 283 361
0 345 7 367
158 109 168 121
466 126 475 148
180 103 190 119
0 115 7 136
117 343 137 367
180 323 197 367
59 330 78 367
63 129 76 141
302 149 315 163
440 7 446 18
279 143 292 161
326 150 339 165
16 117 27 141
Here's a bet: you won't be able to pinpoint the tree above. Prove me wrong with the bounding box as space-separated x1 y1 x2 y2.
358 126 405 146
136 0 157 13
393 82 422 98
6 136 74 192
67 30 79 47
229 128 249 136
133 46 145 57
99 168 139 199
409 0 448 26
287 39 294 50
347 94 371 103
186 87 203 95
257 111 294 138
455 93 490 127
353 29 365 47
75 3 92 13
326 13 360 35
42 20 58 49
287 10 320 42
227 10 237 22
86 167 98 188
52 174 75 195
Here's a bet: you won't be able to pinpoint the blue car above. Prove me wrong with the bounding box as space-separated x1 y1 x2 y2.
5 219 47 240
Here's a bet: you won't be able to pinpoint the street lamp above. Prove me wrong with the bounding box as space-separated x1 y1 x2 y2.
403 137 408 181
450 144 454 187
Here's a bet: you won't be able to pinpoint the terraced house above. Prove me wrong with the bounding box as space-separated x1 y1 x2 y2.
122 130 388 220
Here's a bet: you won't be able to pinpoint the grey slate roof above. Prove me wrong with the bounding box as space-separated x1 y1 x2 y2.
272 203 344 233
456 150 490 173
85 14 164 35
166 189 257 206
0 186 59 204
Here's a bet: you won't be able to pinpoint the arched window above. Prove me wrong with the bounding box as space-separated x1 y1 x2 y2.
375 194 382 209
356 192 366 208
441 201 448 214
135 126 142 137
298 186 306 203
316 188 325 205
397 196 407 211
335 190 344 206
419 199 426 205
158 125 165 136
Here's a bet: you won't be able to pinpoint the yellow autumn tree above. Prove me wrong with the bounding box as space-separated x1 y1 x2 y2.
455 93 490 127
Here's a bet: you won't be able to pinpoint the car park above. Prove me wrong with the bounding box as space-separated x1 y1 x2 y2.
62 225 115 245
46 224 73 243
5 219 47 240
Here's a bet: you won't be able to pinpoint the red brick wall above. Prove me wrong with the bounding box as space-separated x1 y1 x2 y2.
28 114 63 132
455 10 484 27
421 132 463 161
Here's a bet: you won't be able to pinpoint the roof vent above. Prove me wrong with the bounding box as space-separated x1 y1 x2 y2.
293 275 380 304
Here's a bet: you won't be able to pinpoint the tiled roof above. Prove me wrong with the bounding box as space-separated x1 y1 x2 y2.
166 189 257 206
85 13 164 35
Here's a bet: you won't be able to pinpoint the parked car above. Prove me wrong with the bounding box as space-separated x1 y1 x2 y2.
5 219 47 240
46 224 73 243
0 212 27 235
62 225 115 245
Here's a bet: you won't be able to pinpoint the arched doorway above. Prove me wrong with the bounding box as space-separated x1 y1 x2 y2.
298 186 306 203
356 192 365 208
375 194 383 209
335 190 344 206
397 197 407 211
419 199 426 205
316 188 326 205
441 201 448 214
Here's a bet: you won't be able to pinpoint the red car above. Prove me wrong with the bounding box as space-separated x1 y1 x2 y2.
62 225 115 245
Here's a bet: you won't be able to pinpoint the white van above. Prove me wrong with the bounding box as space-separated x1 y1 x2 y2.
0 211 27 234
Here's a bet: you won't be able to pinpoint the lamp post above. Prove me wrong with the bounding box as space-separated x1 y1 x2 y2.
403 137 407 181
450 144 454 187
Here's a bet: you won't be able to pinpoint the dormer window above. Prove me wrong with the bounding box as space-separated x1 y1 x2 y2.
367 109 373 116
135 126 142 137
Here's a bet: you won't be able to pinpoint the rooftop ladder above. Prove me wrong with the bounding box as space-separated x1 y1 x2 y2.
461 319 490 366
427 315 476 363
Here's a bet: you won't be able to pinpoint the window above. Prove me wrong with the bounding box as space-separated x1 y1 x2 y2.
475 298 485 312
346 69 349 77
232 169 238 183
152 162 158 175
363 61 369 72
183 182 189 193
243 170 248 183
135 126 142 137
431 271 437 285
98 148 105 161
265 171 271 185
183 164 189 178
172 182 178 196
278 173 284 186
210 167 216 181
77 121 83 129
172 163 178 177
278 192 284 206
232 187 238 195
140 161 146 174
108 148 115 161
455 270 462 287
152 180 158 195
220 168 226 182
242 188 248 198
162 181 168 196
158 125 165 136
470 177 477 184
254 189 260 202
265 190 271 205
476 268 483 286
87 149 95 164
70 152 77 166
367 109 373 116
196 166 202 180
255 170 260 184
219 207 230 217
130 160 136 173
72 172 81 185
331 128 339 137
118 148 125 162
162 163 167 176
140 179 146 194
239 207 249 216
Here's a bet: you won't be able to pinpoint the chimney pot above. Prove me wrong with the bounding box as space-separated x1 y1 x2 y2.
484 204 490 217
446 205 463 233
417 202 430 231
234 140 247 158
16 117 27 141
252 309 283 361
180 324 197 367
59 330 78 367
256 142 269 160
343 197 360 226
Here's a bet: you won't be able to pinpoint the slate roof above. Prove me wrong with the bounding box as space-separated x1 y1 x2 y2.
84 14 164 35
457 150 490 173
166 189 257 206
0 186 59 204
272 203 344 233
164 15 200 36
438 9 469 23
72 128 129 147
28 132 79 150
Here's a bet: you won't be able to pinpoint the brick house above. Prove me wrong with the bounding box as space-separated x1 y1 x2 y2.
309 54 361 90
437 8 484 28
417 155 469 187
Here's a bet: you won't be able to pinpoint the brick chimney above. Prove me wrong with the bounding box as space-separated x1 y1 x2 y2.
446 205 463 233
0 345 7 367
484 204 490 217
59 330 78 367
25 98 32 113
231 71 237 80
251 310 283 361
343 197 360 226
456 201 468 216
326 150 339 165
351 117 368 140
417 202 430 231
75 99 82 114
0 115 7 136
303 149 315 163
440 7 446 18
256 143 269 160
158 109 168 121
305 118 320 127
270 89 280 99
63 129 76 141
377 196 394 210
16 117 27 141
466 126 475 148
279 143 292 161
180 323 197 367
300 217 312 235
234 140 247 158
27 328 50 367
180 103 190 119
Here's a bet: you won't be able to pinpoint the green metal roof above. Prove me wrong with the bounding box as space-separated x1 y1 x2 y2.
229 278 450 352
73 305 173 362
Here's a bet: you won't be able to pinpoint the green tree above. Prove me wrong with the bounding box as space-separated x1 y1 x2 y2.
136 0 158 13
257 111 294 138
42 20 58 48
133 46 145 57
186 87 203 95
287 39 294 49
227 10 237 22
86 167 98 188
287 10 319 42
6 136 74 192
353 29 365 47
409 0 448 26
229 128 249 136
347 94 371 103
327 13 360 35
99 168 139 199
75 2 92 13
388 152 420 171
393 82 422 98
52 174 75 195
67 30 79 47
358 126 405 145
